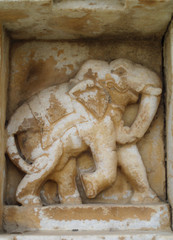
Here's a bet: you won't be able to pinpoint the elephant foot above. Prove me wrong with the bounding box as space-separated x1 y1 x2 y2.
130 189 160 204
81 173 98 198
17 195 42 206
61 196 82 205
59 189 82 204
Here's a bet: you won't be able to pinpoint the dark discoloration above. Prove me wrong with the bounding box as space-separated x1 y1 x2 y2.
138 0 167 7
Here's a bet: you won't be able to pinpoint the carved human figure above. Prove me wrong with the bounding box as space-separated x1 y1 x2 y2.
6 59 162 205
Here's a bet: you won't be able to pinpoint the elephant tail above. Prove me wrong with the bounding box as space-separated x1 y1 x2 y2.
6 102 37 174
6 134 33 174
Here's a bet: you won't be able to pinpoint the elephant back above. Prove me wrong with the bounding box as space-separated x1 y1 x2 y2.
27 83 74 130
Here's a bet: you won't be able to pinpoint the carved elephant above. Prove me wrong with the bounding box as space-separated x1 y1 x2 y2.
6 58 162 206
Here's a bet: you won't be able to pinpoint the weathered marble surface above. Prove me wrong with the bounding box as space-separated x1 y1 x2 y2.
0 0 172 40
3 204 170 233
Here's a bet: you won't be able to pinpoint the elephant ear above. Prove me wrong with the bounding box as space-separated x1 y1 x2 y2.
69 80 109 119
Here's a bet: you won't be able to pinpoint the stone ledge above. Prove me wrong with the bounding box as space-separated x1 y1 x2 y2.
1 231 173 240
3 204 170 233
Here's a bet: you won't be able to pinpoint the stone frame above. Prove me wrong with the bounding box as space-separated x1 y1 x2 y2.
0 0 173 238
164 20 173 228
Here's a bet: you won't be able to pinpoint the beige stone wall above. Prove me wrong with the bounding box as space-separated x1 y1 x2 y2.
7 40 163 119
0 0 172 40
0 25 9 230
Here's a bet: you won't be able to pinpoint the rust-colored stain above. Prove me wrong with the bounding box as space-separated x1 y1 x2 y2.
39 205 156 221
84 69 98 81
138 0 166 6
57 49 64 56
65 64 74 71
4 206 41 229
0 10 28 21
47 93 67 123
41 2 51 7
48 13 102 35
8 52 75 118
119 237 125 240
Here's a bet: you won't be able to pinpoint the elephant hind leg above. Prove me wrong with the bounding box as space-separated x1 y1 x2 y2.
16 140 63 206
51 157 82 204
16 170 44 206
78 117 117 199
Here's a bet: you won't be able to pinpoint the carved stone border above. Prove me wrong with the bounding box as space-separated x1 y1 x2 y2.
164 21 173 228
0 0 173 237
0 25 9 231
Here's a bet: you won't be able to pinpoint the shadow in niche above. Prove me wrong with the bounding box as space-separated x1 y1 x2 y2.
41 180 60 206
53 0 62 3
5 155 24 206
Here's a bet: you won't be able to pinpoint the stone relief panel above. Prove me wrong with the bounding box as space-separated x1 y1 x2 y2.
5 41 165 206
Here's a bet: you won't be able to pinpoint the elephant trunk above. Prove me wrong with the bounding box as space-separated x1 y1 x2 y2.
6 134 33 174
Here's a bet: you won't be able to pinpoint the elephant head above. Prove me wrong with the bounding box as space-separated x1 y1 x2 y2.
69 58 162 144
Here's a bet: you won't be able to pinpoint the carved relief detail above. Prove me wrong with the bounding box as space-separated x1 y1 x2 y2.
6 59 162 206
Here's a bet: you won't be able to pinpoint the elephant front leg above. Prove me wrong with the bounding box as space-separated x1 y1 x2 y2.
117 144 159 203
81 146 117 199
